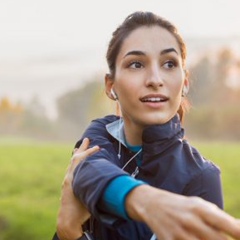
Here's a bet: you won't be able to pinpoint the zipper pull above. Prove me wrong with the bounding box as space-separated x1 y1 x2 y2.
131 166 139 178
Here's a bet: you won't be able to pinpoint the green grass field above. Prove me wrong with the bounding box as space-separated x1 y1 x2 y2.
0 138 240 240
0 138 72 240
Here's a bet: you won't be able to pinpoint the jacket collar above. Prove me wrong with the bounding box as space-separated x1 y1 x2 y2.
106 114 183 148
106 118 128 147
142 114 183 143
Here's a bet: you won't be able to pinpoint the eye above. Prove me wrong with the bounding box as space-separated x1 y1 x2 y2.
163 60 177 69
128 61 144 69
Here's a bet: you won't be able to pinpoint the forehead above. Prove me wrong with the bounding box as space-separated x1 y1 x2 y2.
118 26 180 57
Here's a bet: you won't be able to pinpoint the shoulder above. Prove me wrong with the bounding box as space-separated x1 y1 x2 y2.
181 141 223 207
81 115 119 135
91 114 120 126
85 115 120 137
182 141 223 208
182 140 220 175
74 115 119 148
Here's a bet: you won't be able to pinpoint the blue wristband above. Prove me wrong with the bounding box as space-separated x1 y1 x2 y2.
103 175 146 219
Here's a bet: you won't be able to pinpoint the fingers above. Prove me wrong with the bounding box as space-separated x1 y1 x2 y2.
80 144 100 157
158 225 199 240
78 137 90 152
182 214 228 240
188 197 240 239
73 139 99 159
63 138 100 186
71 138 100 168
204 207 240 239
72 138 90 155
73 138 99 155
143 192 239 240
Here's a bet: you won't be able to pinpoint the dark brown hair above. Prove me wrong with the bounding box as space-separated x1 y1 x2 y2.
106 11 189 121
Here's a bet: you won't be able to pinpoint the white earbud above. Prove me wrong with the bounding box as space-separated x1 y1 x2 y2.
110 88 118 100
182 86 188 97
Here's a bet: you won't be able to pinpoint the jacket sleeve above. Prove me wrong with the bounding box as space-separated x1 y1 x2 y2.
72 116 129 218
183 162 224 209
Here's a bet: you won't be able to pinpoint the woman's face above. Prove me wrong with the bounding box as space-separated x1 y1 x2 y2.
107 26 188 129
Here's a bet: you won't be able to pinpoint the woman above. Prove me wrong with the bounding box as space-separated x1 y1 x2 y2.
54 11 240 240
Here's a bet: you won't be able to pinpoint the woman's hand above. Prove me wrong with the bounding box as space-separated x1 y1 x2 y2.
56 138 100 240
126 185 240 240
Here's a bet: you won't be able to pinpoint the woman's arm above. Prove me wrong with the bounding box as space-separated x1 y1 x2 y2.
126 184 240 240
183 163 224 209
56 137 240 240
56 138 99 240
72 116 132 217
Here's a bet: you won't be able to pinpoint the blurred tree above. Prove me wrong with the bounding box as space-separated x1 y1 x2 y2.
189 55 214 106
185 47 240 140
21 100 54 139
0 97 24 133
25 95 47 119
212 47 235 105
56 75 116 139
0 96 57 140
0 97 23 114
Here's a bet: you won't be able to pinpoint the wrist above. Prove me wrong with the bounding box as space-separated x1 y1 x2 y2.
57 220 83 240
125 185 155 221
125 185 175 223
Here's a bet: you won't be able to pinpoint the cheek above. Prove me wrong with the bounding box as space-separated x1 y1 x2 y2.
170 81 183 97
171 72 185 94
115 75 140 96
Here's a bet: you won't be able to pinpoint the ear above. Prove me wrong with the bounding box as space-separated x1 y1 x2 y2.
183 70 190 95
105 73 115 100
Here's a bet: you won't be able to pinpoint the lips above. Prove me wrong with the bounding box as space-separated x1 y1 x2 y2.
140 94 169 103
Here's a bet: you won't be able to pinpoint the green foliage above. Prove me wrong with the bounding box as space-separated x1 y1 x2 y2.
189 55 214 106
0 96 58 140
0 139 240 239
0 97 24 135
56 76 116 140
185 46 240 141
185 106 240 140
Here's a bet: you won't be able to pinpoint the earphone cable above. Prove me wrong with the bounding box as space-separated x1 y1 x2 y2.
122 148 142 170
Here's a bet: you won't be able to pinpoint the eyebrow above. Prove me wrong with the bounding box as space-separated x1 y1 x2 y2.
124 50 145 58
124 48 178 58
160 48 178 55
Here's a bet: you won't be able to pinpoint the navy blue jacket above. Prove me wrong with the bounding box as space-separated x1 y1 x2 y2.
71 115 223 240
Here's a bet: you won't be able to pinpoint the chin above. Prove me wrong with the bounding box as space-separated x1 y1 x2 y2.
141 114 174 126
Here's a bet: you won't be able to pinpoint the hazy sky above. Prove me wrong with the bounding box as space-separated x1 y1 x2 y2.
1 0 240 60
1 0 240 118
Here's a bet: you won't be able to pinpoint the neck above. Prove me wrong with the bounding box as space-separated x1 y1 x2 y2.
123 119 144 146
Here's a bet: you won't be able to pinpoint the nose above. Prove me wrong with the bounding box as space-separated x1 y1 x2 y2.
145 64 163 89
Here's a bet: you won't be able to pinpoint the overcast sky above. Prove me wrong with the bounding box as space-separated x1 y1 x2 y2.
0 0 240 60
